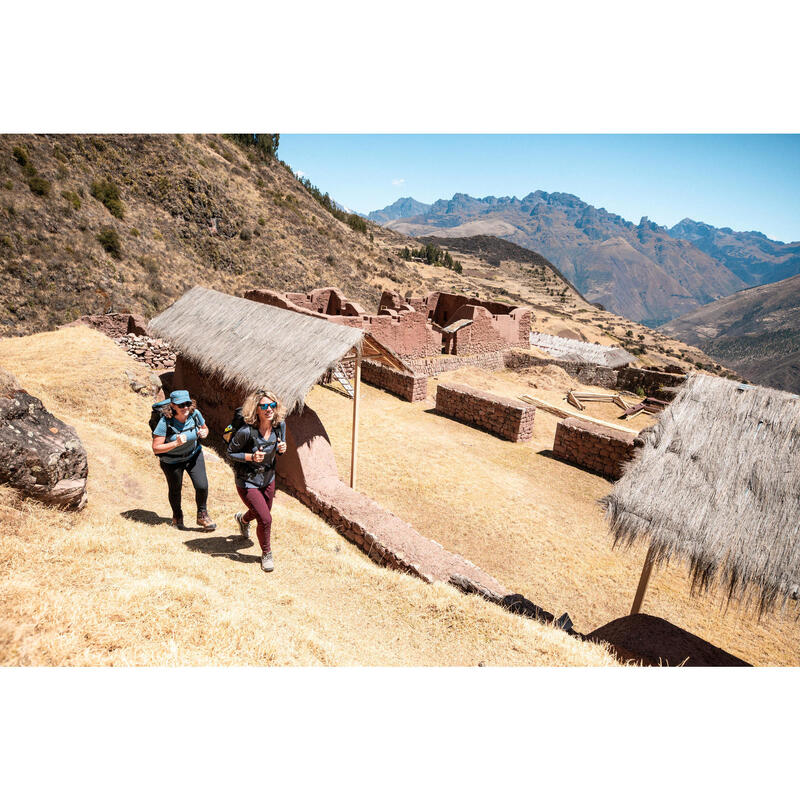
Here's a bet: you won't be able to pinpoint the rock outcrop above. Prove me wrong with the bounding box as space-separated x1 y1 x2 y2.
0 368 88 510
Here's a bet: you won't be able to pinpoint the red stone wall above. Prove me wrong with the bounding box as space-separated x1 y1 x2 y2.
552 417 635 480
435 383 535 442
405 351 507 376
247 288 441 358
361 361 428 402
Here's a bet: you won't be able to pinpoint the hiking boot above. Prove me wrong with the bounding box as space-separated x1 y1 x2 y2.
261 550 274 573
170 516 185 530
235 511 252 540
196 510 217 531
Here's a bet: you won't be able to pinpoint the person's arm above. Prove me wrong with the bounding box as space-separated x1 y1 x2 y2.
195 411 209 439
152 432 191 455
276 421 287 454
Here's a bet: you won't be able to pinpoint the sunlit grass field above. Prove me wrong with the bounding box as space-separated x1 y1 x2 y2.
0 326 616 666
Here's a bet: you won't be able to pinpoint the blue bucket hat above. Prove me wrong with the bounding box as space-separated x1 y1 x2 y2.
170 390 191 405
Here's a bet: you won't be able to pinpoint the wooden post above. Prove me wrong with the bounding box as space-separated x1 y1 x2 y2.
630 544 656 615
349 350 361 490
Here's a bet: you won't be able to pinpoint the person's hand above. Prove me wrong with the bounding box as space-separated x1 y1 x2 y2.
253 451 266 463
175 433 187 446
277 442 287 454
198 426 208 439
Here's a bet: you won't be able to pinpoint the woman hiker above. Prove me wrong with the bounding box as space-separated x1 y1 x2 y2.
226 390 287 573
151 389 217 531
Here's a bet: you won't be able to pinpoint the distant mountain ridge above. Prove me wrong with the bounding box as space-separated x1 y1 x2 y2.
667 218 800 286
368 197 432 224
369 191 798 326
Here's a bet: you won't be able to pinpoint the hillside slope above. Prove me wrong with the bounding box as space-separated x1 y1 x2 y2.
0 134 435 336
0 325 617 666
660 272 800 393
380 192 748 325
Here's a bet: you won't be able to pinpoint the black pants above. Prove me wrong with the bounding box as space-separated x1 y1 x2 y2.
159 449 209 520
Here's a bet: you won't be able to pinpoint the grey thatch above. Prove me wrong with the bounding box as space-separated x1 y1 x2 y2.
150 286 364 413
529 332 634 368
603 373 800 616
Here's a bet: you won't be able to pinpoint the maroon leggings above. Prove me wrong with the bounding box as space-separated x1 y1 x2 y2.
236 481 275 552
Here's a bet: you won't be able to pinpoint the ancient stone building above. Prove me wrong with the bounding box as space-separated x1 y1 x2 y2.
247 286 532 360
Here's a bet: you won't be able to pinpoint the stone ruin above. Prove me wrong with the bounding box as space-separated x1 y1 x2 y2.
245 286 532 359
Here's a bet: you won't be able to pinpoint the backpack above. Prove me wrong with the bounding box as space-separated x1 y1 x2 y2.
222 407 247 443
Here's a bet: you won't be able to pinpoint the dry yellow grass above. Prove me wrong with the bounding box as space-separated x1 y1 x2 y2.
0 326 617 666
310 368 800 666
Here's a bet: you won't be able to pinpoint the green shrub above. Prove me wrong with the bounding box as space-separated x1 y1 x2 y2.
53 146 68 163
2 180 12 190
0 235 12 248
61 190 81 210
12 146 29 167
90 178 125 219
257 216 266 226
130 227 140 237
27 175 51 196
96 227 122 259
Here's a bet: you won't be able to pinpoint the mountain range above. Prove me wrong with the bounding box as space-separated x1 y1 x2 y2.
370 193 800 327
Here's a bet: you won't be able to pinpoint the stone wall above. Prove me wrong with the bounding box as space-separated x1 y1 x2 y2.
361 361 428 402
114 333 176 372
405 351 506 376
435 383 535 442
66 312 149 338
552 417 635 480
616 366 687 400
503 350 619 388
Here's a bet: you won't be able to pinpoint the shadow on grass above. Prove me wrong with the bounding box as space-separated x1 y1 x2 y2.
587 613 752 667
183 534 260 564
121 509 172 526
121 508 210 533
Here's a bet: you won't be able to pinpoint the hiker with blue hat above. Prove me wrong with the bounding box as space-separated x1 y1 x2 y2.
151 389 216 531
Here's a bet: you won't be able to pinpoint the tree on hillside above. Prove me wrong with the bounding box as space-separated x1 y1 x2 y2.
227 134 280 158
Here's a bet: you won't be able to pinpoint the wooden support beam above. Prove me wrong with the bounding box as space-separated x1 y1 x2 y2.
630 544 656 615
519 395 639 435
349 350 362 490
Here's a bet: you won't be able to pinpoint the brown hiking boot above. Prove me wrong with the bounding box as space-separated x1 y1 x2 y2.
170 516 185 530
197 510 217 531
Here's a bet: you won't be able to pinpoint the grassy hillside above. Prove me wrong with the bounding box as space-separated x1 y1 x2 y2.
0 134 434 336
0 326 617 666
661 272 800 393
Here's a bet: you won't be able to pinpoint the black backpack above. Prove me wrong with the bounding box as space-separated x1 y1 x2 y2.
223 407 247 443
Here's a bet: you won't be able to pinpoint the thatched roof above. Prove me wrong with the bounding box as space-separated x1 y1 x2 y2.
529 332 634 368
603 374 800 616
150 287 364 412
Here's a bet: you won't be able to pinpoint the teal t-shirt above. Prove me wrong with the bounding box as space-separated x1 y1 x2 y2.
153 410 205 463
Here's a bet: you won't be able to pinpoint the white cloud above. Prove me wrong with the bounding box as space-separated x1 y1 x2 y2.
295 170 306 179
391 178 405 186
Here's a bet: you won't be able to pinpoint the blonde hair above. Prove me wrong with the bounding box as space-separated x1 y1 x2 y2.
242 389 286 427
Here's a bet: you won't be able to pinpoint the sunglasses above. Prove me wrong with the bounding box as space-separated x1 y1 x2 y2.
259 401 277 410
175 401 192 408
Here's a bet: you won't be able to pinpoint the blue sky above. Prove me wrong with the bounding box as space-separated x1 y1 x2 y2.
279 135 800 243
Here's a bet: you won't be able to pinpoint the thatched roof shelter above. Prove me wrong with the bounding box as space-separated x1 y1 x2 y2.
150 286 365 413
529 332 634 368
603 373 800 616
